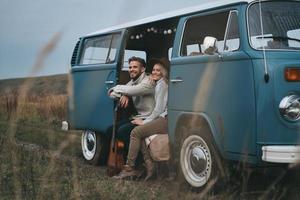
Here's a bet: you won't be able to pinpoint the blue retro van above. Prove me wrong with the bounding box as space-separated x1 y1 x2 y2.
69 0 300 189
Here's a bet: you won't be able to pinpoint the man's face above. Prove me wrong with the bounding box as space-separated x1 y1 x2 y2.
128 61 144 80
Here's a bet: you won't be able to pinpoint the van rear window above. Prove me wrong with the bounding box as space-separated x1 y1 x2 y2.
79 33 121 65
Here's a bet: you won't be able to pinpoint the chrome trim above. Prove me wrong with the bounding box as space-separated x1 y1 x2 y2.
170 78 183 83
178 18 187 57
262 145 300 163
223 10 240 52
105 80 114 84
61 121 68 131
279 94 300 122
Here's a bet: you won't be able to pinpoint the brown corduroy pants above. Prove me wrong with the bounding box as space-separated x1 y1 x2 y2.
126 117 168 166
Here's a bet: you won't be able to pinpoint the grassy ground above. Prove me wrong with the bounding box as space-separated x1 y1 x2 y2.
0 76 299 199
1 117 300 200
0 99 173 200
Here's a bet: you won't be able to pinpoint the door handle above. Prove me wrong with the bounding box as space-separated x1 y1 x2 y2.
170 78 183 83
105 80 114 84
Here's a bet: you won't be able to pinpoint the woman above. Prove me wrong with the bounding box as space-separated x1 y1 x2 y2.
114 58 169 180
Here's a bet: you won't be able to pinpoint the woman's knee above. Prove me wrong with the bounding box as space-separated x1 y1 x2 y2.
130 126 143 139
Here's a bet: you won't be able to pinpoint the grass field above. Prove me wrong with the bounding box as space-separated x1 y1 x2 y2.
0 78 173 199
0 75 299 200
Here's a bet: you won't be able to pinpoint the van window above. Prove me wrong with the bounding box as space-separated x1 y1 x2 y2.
248 1 300 50
224 11 240 51
287 29 300 48
181 11 236 56
122 49 146 70
80 33 121 65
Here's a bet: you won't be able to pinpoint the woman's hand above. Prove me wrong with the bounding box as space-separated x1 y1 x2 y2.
149 75 156 85
131 118 143 125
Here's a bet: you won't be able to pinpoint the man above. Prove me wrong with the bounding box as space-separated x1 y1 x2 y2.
107 56 155 154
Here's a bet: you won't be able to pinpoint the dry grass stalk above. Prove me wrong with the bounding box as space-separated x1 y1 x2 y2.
5 32 66 199
35 95 67 120
4 88 19 120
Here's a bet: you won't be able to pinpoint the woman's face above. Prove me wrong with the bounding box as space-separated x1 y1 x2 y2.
151 64 163 81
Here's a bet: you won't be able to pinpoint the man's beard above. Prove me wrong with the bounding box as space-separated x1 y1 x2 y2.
130 72 142 81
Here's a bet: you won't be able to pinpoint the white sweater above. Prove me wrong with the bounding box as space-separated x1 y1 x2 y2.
143 78 168 124
109 72 155 119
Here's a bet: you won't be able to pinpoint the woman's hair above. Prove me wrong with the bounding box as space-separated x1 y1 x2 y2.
153 58 170 83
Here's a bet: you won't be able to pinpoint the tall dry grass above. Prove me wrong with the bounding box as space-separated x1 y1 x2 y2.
0 32 73 200
2 88 19 120
34 95 67 121
1 90 67 123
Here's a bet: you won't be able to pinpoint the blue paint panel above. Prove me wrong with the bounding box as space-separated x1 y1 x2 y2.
70 66 116 133
249 53 300 145
169 51 256 157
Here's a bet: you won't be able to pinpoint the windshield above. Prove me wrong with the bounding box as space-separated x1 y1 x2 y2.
248 1 300 50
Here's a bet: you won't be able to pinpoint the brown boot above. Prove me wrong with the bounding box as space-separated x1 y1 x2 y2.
144 160 155 181
113 165 138 179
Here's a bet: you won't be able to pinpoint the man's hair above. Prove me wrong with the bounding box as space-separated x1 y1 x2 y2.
128 56 146 68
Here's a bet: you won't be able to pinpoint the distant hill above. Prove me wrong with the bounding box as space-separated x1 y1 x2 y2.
0 74 68 96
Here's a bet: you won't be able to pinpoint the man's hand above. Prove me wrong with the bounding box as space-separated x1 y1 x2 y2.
108 89 113 97
131 118 143 125
119 95 129 108
108 87 122 99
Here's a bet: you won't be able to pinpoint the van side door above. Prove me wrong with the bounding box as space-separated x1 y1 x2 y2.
169 8 256 159
70 30 126 133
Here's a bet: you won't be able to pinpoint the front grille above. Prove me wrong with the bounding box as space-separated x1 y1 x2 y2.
71 40 80 66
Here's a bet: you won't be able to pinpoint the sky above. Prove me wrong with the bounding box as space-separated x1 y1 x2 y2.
0 0 204 80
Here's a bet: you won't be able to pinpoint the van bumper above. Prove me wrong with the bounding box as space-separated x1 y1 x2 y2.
61 121 69 131
262 145 300 163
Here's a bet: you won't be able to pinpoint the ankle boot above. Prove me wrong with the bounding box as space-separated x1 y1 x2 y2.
144 160 155 181
113 165 137 179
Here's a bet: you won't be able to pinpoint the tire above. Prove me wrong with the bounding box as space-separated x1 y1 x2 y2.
81 130 109 165
179 132 225 191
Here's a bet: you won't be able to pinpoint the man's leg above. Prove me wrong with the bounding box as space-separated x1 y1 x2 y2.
116 122 137 157
105 118 130 142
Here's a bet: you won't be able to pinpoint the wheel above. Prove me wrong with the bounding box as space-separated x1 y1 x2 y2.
179 133 224 190
81 130 108 165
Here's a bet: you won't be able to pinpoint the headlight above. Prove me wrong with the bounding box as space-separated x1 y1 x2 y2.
279 95 300 122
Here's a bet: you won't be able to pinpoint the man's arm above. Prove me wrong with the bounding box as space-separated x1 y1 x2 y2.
112 77 154 96
108 88 121 99
108 79 133 99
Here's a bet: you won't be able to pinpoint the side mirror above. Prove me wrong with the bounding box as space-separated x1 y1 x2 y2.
203 36 218 55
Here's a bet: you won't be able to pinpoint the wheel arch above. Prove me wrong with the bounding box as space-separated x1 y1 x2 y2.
173 112 224 159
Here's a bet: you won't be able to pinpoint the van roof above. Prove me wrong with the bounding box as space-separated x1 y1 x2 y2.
86 0 253 36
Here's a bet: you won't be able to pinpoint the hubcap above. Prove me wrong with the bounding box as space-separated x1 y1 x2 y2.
190 146 207 174
180 135 212 187
81 131 97 160
87 133 95 151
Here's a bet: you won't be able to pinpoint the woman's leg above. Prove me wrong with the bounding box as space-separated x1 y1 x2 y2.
127 117 168 167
